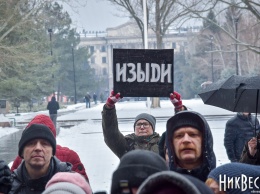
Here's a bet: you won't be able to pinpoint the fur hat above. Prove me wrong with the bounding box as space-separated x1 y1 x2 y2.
18 124 56 158
111 150 168 194
43 172 92 194
137 171 213 194
26 114 56 137
134 113 156 131
167 111 205 134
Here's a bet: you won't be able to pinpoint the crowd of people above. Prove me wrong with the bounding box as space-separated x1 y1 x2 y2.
0 91 260 194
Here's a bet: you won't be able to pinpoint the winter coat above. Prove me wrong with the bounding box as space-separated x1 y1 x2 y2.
102 105 160 159
11 145 89 182
224 113 259 162
239 142 260 165
84 94 91 102
9 156 72 194
166 111 216 182
47 97 59 115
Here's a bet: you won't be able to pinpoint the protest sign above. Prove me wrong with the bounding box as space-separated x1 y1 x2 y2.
113 49 174 97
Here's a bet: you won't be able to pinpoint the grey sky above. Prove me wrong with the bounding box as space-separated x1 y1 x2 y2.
63 0 129 32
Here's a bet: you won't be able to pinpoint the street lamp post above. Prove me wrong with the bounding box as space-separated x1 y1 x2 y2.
71 44 77 104
210 36 214 82
48 29 53 56
234 18 239 75
48 28 55 96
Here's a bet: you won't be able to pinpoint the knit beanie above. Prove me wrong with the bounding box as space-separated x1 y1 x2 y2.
18 124 56 158
43 172 92 194
167 111 204 134
26 114 56 137
208 163 260 193
111 150 169 194
134 113 156 131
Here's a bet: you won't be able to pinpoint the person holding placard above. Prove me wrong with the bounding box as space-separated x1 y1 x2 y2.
101 90 185 159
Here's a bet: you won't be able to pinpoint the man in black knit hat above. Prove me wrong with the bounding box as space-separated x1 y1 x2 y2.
0 123 72 194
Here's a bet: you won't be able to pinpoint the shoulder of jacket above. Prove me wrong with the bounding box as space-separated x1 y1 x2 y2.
53 156 72 172
125 133 136 139
56 146 79 159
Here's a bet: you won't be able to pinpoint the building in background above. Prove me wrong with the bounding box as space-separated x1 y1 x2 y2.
79 20 200 92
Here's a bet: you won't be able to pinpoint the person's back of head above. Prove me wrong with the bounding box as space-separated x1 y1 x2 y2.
137 171 213 194
206 162 260 193
51 96 56 101
111 150 169 194
42 172 92 194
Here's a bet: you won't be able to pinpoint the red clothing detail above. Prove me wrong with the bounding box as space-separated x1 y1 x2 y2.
11 144 89 182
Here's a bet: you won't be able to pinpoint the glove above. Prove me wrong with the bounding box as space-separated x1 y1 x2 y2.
106 90 122 108
170 91 183 109
0 160 12 194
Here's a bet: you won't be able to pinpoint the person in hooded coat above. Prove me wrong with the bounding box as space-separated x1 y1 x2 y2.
224 112 260 162
166 111 216 182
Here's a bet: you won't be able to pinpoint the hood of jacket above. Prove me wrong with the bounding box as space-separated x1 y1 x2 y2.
166 111 216 181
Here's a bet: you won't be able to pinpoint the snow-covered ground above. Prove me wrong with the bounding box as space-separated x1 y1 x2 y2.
0 98 235 193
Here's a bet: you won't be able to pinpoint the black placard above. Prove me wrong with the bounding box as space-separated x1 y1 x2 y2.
113 49 174 97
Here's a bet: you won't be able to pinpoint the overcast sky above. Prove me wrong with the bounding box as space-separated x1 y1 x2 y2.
63 0 129 32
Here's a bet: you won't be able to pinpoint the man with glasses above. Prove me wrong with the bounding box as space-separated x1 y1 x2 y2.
102 91 160 159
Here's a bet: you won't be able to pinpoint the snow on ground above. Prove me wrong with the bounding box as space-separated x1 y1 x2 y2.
56 99 234 193
0 114 19 138
0 98 235 193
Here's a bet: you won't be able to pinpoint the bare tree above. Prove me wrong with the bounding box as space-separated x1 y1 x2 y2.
105 0 193 107
105 0 192 47
173 0 260 94
177 0 260 54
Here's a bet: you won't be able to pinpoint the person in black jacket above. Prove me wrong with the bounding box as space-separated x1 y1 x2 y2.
0 124 72 194
224 112 260 162
47 96 60 128
166 111 216 182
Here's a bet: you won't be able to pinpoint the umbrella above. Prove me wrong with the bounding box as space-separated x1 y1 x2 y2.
198 75 260 135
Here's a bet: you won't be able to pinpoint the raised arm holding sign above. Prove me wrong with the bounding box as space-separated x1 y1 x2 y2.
101 89 187 159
